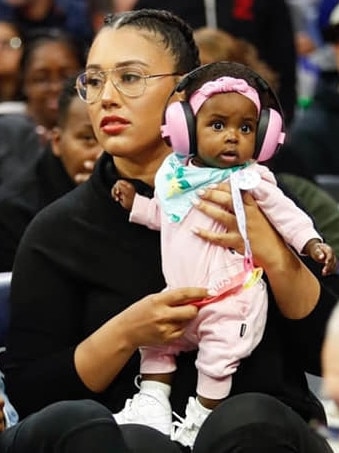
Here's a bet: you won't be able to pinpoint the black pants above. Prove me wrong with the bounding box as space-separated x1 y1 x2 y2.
193 393 333 452
0 394 333 453
0 399 129 453
121 393 334 452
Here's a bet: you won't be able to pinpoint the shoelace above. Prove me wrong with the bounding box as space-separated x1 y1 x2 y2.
171 409 197 440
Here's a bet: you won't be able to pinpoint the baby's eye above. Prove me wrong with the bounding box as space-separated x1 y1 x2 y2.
211 121 224 131
241 124 252 134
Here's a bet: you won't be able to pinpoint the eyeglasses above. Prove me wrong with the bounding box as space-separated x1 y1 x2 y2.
0 37 22 50
76 66 180 103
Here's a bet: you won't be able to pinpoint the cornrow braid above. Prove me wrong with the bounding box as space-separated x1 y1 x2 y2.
103 9 200 74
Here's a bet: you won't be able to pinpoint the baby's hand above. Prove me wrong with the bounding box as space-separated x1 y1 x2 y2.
309 242 337 276
111 180 136 211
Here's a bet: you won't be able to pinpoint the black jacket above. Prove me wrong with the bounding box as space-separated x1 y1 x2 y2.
0 114 44 186
0 146 75 271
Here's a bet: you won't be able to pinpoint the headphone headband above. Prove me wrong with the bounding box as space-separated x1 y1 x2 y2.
189 76 261 115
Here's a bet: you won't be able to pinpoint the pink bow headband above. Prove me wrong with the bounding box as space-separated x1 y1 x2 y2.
189 77 261 115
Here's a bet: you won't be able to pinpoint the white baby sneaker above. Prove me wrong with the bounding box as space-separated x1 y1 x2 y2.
113 383 172 436
171 397 211 449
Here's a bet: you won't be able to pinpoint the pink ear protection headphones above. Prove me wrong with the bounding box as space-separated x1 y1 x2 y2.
161 63 286 163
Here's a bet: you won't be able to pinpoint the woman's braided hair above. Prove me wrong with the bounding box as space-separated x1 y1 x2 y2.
102 9 200 74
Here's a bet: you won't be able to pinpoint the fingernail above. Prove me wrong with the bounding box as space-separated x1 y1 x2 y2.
207 288 218 296
83 160 94 170
191 198 200 206
196 189 205 196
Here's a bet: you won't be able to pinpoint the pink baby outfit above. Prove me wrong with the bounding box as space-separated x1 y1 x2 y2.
130 158 321 400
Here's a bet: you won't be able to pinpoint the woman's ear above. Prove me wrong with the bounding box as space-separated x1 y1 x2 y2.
50 126 62 157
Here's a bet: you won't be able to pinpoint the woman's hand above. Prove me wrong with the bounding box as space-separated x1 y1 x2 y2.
191 182 320 319
75 287 208 392
192 182 283 268
119 287 203 349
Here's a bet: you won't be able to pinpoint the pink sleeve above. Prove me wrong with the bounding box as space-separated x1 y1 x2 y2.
252 165 322 254
129 193 161 231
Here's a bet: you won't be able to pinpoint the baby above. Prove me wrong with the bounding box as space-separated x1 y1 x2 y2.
112 61 336 449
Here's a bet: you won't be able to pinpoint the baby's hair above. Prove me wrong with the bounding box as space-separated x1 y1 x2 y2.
183 61 280 113
102 9 200 74
56 75 79 128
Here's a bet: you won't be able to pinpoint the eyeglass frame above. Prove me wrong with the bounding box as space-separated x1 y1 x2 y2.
75 66 181 103
0 36 22 51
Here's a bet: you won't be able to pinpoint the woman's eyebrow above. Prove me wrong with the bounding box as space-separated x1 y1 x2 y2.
86 61 149 70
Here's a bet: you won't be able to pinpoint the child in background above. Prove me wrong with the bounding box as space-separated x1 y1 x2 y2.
112 61 336 449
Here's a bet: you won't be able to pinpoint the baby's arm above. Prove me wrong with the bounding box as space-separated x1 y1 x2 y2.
112 180 136 211
112 180 161 230
302 238 337 276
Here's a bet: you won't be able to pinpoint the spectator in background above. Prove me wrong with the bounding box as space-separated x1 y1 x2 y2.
0 28 84 186
0 75 102 272
0 20 24 111
272 1 339 181
0 0 94 55
321 301 339 452
89 0 114 33
131 0 297 126
286 0 336 112
193 26 279 92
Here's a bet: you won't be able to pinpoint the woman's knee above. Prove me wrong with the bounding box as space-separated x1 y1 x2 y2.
194 393 309 452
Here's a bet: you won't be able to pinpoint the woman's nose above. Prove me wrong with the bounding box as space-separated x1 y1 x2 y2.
101 78 121 105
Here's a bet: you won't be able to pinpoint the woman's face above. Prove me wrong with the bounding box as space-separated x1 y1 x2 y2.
0 22 22 77
85 27 178 165
23 41 81 129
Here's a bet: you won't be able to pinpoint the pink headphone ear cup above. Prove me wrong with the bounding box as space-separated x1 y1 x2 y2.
256 108 285 162
161 102 193 157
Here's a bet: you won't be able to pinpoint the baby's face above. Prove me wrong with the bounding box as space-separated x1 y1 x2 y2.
194 92 257 169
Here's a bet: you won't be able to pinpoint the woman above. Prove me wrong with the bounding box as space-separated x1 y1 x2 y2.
3 9 338 452
0 28 84 185
0 20 23 106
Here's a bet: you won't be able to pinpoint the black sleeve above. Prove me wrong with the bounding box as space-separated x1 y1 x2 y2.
4 203 96 418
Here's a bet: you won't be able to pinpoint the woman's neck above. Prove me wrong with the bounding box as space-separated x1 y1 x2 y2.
114 147 170 187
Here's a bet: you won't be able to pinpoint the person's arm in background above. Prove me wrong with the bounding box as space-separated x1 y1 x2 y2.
0 373 18 430
322 302 339 405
